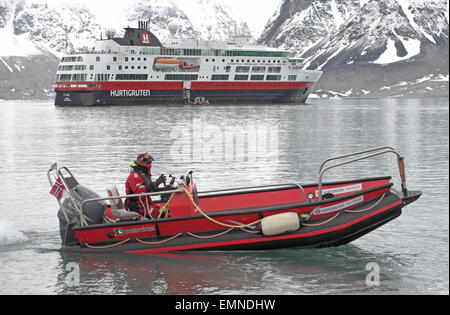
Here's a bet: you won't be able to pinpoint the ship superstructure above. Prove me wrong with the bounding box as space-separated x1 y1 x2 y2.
54 21 322 106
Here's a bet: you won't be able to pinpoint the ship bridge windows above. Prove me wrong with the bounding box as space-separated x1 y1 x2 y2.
141 47 160 55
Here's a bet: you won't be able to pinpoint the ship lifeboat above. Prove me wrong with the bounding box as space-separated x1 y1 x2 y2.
154 58 180 70
49 147 422 254
179 62 197 70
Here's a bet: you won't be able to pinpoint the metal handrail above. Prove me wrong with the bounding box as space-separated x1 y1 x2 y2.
317 147 407 201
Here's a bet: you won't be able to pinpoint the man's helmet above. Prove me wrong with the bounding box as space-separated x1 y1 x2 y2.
136 153 154 169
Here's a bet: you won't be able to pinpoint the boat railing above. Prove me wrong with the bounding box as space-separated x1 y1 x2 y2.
317 147 407 201
79 189 184 226
48 163 184 226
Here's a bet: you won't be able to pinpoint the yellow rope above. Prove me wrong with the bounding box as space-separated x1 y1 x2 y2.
157 192 177 219
180 186 262 229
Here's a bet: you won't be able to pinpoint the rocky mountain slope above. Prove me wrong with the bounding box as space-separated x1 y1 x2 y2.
259 0 449 98
0 0 101 99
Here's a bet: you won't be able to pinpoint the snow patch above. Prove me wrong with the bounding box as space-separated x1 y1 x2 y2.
0 57 13 72
371 37 421 64
0 9 41 57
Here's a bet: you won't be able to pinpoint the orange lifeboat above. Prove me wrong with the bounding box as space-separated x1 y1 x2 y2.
154 58 180 70
179 62 196 70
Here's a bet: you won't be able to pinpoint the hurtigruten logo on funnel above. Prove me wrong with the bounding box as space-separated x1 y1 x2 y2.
141 32 151 44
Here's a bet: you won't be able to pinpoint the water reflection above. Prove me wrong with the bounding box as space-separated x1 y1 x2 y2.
56 245 413 295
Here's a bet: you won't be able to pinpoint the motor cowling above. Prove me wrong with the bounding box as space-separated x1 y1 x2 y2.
58 185 106 245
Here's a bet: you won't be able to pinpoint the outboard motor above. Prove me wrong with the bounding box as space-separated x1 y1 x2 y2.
58 185 106 245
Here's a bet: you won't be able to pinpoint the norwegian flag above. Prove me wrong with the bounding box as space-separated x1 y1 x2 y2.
50 177 66 201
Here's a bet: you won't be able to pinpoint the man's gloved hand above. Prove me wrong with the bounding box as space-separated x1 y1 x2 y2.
155 174 167 187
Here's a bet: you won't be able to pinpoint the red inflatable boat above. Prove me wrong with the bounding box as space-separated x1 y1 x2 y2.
48 147 421 254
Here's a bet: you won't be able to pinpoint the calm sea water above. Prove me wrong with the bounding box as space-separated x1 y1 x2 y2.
0 98 448 295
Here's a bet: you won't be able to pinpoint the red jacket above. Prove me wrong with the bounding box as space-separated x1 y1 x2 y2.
125 170 159 218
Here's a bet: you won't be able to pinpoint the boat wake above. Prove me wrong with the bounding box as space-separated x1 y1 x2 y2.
0 220 28 247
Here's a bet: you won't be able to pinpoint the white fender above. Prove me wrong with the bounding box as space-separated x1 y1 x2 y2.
260 212 300 237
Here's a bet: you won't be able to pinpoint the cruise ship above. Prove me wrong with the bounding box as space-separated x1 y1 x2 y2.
54 21 322 106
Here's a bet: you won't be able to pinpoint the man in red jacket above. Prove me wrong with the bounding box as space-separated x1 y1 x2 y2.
125 153 166 219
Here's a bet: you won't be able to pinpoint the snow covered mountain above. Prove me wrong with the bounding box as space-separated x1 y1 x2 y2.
0 0 101 99
125 0 250 41
175 0 250 41
259 0 449 98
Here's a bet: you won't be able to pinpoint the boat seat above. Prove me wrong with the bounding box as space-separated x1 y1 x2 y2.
106 185 140 222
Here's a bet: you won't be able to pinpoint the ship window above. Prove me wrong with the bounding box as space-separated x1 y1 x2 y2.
165 74 199 81
234 75 248 81
116 74 148 80
71 73 87 81
211 74 229 81
96 56 100 62
89 65 94 70
288 75 297 81
113 57 117 62
266 75 281 81
250 75 264 81
125 57 128 62
252 66 266 73
236 66 250 73
107 65 111 70
268 67 281 73
119 66 122 70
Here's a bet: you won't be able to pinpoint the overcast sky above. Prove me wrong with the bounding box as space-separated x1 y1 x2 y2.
76 0 281 37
